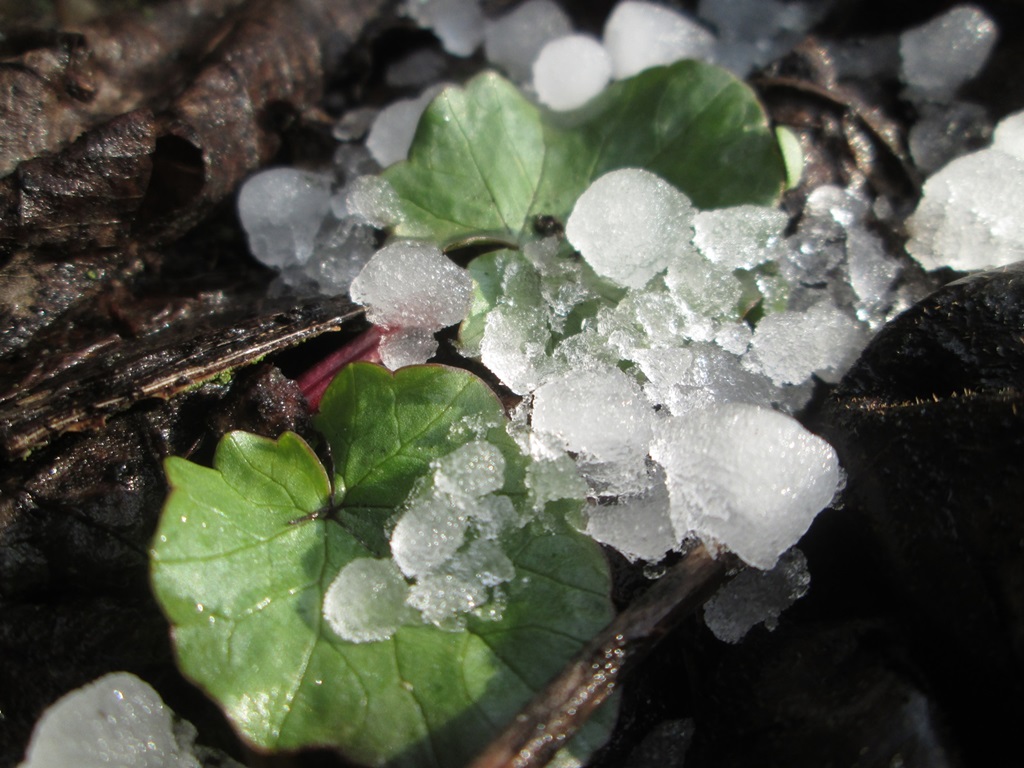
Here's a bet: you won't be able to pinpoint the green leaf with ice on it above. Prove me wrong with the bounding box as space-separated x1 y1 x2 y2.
151 363 614 768
383 62 787 247
533 60 787 216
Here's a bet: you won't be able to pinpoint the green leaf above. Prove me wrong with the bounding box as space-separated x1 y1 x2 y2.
315 363 520 555
459 250 508 357
384 74 546 247
151 364 614 768
775 125 804 190
534 61 787 216
384 62 786 247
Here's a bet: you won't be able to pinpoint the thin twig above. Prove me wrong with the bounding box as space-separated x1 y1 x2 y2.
469 542 736 768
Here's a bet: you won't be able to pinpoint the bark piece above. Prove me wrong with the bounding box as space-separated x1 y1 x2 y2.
0 294 362 460
0 0 387 253
0 0 244 177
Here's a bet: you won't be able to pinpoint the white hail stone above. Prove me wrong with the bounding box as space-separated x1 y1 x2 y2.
532 365 654 494
391 493 469 578
343 175 404 228
484 0 573 82
366 84 446 168
584 467 679 562
692 205 789 270
432 440 507 499
349 240 474 330
650 402 840 569
745 300 868 386
899 5 998 96
567 168 694 289
403 0 485 57
323 558 413 643
532 34 612 111
992 109 1024 160
479 303 556 395
703 547 811 643
603 1 716 80
238 168 331 269
906 146 1024 272
19 672 202 768
379 327 438 369
299 217 378 296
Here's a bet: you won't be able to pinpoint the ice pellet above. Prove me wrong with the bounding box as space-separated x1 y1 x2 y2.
899 5 997 96
906 146 1024 271
391 494 468 578
584 468 679 562
403 0 485 57
342 175 404 228
18 672 202 768
650 403 840 569
484 0 573 82
604 1 715 80
532 34 612 111
323 558 413 643
703 548 811 643
692 205 789 270
480 303 556 394
567 168 694 289
238 168 331 269
379 327 438 369
745 300 868 386
432 441 507 499
350 240 474 329
992 110 1024 160
532 366 654 492
366 84 446 168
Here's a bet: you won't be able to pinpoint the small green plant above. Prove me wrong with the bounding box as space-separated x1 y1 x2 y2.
152 364 614 767
151 60 792 767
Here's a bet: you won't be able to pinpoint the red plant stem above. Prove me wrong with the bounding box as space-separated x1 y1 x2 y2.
297 325 383 409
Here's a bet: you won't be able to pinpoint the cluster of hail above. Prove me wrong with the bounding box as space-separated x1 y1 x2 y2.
235 0 1023 644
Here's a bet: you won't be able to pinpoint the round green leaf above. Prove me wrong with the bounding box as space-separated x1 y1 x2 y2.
151 365 615 767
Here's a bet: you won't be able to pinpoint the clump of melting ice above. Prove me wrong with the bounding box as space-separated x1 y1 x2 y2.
245 0 1002 628
907 110 1024 272
703 548 811 643
18 673 211 768
322 440 519 640
899 5 997 97
402 0 485 57
238 168 331 269
650 404 840 570
349 240 474 367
